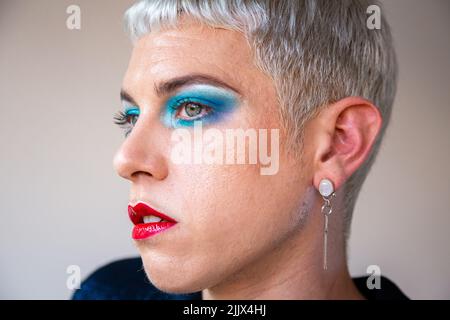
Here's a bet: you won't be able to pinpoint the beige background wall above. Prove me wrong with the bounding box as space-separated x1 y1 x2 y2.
0 0 449 299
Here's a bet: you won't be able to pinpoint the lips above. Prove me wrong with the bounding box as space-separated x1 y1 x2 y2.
128 202 177 240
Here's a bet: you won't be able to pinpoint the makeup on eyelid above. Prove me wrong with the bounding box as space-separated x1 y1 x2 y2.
125 106 140 116
115 84 240 136
160 84 240 128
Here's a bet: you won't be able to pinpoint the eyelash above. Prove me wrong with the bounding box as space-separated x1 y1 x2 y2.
113 110 137 137
113 99 213 136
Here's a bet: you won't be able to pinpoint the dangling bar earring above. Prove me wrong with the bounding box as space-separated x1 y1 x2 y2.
319 178 336 270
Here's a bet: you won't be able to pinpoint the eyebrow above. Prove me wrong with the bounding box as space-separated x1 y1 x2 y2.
120 73 241 105
120 90 138 105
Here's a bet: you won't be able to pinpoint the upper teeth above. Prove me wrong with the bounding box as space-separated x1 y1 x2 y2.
143 215 163 223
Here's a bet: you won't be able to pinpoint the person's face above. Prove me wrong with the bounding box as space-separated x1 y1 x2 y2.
113 17 315 293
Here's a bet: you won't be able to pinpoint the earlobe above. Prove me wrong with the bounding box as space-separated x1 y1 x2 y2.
313 97 383 192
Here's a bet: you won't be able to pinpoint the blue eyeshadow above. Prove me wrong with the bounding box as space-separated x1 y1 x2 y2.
125 107 140 116
160 84 239 128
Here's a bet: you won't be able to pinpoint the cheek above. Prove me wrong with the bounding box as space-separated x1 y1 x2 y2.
171 158 307 260
173 163 261 226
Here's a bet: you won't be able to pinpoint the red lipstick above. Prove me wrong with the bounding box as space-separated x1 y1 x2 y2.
128 202 177 240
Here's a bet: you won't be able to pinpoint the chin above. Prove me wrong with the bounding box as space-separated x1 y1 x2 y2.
139 252 210 294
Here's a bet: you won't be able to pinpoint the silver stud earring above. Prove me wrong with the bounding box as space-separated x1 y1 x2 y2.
319 178 336 270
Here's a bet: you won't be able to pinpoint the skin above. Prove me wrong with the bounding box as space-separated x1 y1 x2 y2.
113 16 382 299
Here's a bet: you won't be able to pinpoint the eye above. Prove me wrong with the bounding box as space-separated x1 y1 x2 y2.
113 107 140 137
175 101 212 120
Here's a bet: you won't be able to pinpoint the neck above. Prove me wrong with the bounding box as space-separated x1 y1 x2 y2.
202 209 364 300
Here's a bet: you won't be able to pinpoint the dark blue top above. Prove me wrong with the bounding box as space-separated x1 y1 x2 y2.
72 258 408 300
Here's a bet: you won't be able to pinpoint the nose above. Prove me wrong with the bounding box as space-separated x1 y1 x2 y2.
113 118 169 182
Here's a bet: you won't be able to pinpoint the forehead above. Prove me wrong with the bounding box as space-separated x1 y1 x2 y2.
122 17 262 96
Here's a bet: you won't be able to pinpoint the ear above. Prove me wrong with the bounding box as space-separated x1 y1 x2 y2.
311 97 383 192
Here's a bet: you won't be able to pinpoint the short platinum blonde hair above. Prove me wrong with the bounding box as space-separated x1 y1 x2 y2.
124 0 398 239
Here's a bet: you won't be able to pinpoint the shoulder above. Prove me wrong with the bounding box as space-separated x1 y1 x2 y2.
72 257 201 300
352 275 409 300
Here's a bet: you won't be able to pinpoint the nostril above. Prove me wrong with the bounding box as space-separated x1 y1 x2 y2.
131 171 152 179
